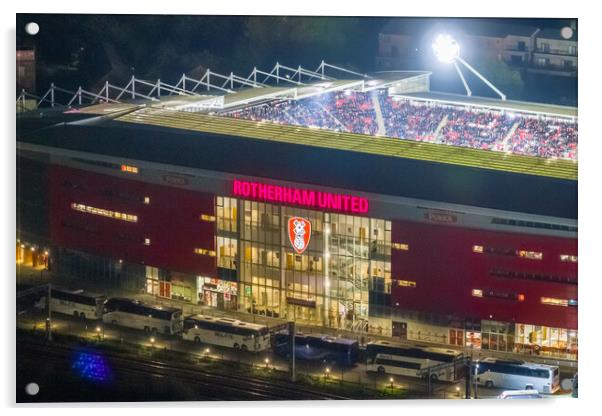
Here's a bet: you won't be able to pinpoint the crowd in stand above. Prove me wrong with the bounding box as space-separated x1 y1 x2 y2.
508 118 578 159
224 90 578 160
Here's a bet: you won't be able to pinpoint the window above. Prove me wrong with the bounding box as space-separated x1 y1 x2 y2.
144 196 150 205
475 289 522 301
560 254 577 263
194 248 216 257
70 203 138 223
490 269 577 285
518 250 543 260
144 238 151 246
541 42 550 52
541 297 568 307
120 164 139 174
397 280 416 288
392 243 409 251
200 214 216 222
472 245 484 253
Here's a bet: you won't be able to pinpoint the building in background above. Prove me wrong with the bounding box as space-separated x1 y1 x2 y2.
376 19 577 78
16 49 36 93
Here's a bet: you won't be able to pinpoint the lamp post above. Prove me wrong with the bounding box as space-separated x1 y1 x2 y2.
264 357 270 370
95 325 104 342
389 377 395 390
474 363 480 399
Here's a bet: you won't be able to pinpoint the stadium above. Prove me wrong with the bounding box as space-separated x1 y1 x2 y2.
16 60 577 360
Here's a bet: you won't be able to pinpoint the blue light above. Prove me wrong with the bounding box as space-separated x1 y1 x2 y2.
71 350 113 383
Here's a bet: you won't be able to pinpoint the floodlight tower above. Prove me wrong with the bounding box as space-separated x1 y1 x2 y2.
432 34 506 101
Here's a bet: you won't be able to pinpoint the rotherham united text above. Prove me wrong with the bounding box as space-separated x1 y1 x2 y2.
233 179 369 214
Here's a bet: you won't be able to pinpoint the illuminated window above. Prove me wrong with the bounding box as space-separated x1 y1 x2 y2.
71 203 138 223
397 280 416 288
144 196 150 205
472 245 484 253
472 289 483 297
541 297 568 307
518 250 543 260
200 214 216 222
392 243 409 251
144 238 151 246
559 254 577 263
194 248 216 257
517 293 526 302
121 164 139 174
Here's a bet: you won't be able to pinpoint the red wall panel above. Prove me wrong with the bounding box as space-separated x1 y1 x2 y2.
49 165 216 276
392 219 577 329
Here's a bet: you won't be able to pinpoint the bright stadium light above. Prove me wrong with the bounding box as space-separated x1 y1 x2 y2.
432 33 506 101
432 34 460 64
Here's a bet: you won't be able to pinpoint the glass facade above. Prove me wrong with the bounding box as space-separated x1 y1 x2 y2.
216 196 391 329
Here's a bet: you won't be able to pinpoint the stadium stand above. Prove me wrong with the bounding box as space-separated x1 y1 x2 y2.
223 90 578 160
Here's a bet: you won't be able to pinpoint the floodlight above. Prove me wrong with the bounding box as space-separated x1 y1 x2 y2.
432 34 460 64
432 33 506 100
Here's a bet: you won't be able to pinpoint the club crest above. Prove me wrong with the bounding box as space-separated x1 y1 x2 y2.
288 217 312 254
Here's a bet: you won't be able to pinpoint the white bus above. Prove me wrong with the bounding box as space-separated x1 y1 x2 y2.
476 358 560 394
102 297 183 335
182 314 270 352
35 288 106 320
366 340 465 381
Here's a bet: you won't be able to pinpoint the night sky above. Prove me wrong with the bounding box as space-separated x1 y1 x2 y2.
16 15 577 104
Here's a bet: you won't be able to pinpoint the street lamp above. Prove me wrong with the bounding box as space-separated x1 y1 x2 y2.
389 377 395 389
264 357 270 369
432 33 506 100
474 363 480 399
325 367 331 379
150 337 156 351
95 325 104 341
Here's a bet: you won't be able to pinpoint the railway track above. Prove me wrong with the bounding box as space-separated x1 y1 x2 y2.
18 340 351 401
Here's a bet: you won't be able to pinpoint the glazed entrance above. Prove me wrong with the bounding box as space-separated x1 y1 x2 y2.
216 197 391 330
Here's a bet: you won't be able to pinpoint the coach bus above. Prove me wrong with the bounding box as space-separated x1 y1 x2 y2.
182 314 270 352
35 288 106 320
366 340 465 381
102 297 183 335
273 333 359 366
475 357 560 394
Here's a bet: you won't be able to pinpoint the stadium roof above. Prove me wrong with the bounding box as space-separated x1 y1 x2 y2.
394 91 578 119
113 107 576 181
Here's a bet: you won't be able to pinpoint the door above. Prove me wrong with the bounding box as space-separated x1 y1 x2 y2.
393 322 407 339
159 281 171 298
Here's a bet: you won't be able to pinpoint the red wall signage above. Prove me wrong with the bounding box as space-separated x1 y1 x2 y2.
288 217 312 254
232 179 369 214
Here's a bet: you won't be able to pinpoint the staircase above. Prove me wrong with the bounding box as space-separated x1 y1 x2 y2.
371 93 387 136
501 121 520 152
316 102 346 130
433 115 448 143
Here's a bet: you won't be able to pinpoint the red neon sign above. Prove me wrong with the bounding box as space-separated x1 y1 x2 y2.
232 179 369 214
